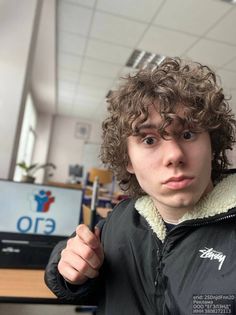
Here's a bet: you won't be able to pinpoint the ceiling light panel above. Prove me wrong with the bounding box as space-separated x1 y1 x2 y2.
58 1 93 35
77 85 108 99
96 0 164 22
86 39 133 65
65 0 96 8
138 26 197 57
82 58 122 78
186 39 236 68
79 73 113 89
154 0 230 36
58 69 79 83
223 58 236 71
58 53 83 72
206 8 236 45
58 32 86 56
90 11 147 47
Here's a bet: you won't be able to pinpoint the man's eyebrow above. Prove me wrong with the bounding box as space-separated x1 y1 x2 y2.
134 123 160 133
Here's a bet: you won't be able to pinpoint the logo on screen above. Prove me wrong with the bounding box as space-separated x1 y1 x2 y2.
34 190 55 212
16 189 56 235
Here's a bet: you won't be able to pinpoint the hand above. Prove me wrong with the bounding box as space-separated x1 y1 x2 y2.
58 224 104 285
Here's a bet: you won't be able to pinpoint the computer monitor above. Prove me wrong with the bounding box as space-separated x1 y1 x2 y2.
0 179 83 236
0 179 83 269
69 164 84 183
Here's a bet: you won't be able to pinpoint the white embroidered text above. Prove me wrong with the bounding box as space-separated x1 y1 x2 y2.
199 247 226 270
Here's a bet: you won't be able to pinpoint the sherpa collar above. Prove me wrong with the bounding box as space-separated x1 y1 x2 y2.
135 174 236 242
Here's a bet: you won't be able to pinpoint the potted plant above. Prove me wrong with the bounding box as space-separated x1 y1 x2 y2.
16 161 56 183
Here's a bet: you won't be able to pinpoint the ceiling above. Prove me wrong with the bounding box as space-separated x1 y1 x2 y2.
56 0 236 123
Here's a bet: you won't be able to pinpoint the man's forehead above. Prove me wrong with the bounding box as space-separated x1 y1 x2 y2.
130 101 193 132
132 106 161 127
132 108 190 134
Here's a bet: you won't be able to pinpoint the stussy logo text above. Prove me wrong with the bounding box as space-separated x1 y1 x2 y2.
199 247 226 270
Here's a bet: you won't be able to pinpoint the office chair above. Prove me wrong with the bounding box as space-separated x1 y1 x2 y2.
82 204 91 226
87 168 113 186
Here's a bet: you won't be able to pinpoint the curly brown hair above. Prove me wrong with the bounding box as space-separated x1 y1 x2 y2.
100 57 236 197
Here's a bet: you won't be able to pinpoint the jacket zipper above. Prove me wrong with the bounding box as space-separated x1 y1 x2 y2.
154 212 236 287
167 212 236 236
153 212 236 314
154 237 165 287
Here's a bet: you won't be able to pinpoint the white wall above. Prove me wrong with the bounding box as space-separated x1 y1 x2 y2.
0 0 40 179
31 0 56 115
48 115 102 183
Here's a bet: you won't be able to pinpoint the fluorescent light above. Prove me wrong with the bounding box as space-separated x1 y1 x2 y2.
126 49 166 70
133 50 146 69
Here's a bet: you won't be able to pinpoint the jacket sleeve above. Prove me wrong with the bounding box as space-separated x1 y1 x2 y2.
44 232 104 305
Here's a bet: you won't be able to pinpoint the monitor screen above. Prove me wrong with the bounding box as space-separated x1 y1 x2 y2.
69 164 84 178
0 179 83 237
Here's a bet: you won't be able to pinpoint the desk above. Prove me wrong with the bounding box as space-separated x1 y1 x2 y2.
46 181 82 190
0 269 55 301
0 268 97 314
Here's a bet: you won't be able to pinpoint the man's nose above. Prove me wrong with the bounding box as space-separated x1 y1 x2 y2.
162 139 186 167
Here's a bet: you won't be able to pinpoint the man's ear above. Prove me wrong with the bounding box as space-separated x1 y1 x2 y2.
126 161 134 174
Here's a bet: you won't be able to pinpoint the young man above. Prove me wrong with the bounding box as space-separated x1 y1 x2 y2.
45 57 236 314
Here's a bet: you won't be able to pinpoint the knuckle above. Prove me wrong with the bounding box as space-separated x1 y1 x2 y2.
67 237 74 247
83 247 94 261
58 260 86 284
60 250 65 260
96 258 103 269
76 224 86 235
60 248 67 259
78 260 89 274
69 270 81 283
66 239 72 249
58 259 66 273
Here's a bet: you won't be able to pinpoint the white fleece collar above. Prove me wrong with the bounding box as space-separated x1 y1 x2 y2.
135 174 236 242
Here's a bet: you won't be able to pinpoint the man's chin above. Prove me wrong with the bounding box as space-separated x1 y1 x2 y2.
167 195 197 210
153 194 196 212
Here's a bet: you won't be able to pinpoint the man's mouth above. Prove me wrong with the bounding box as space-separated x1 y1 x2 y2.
163 176 194 190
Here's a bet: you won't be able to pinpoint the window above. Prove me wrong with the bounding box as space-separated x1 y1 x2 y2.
14 94 37 181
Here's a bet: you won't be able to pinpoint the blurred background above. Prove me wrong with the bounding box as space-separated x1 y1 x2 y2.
1 1 236 314
0 0 236 188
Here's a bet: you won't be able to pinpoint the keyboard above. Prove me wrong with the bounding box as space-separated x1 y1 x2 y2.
0 232 66 269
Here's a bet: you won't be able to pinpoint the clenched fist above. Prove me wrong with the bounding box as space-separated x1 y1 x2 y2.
58 224 104 285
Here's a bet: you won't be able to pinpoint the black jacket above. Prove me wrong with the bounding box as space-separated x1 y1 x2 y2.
45 174 236 314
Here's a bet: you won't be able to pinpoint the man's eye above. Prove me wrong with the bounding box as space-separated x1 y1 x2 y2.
143 137 156 145
182 131 196 140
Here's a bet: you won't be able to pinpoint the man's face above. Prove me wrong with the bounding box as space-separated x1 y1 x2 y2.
126 106 213 216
